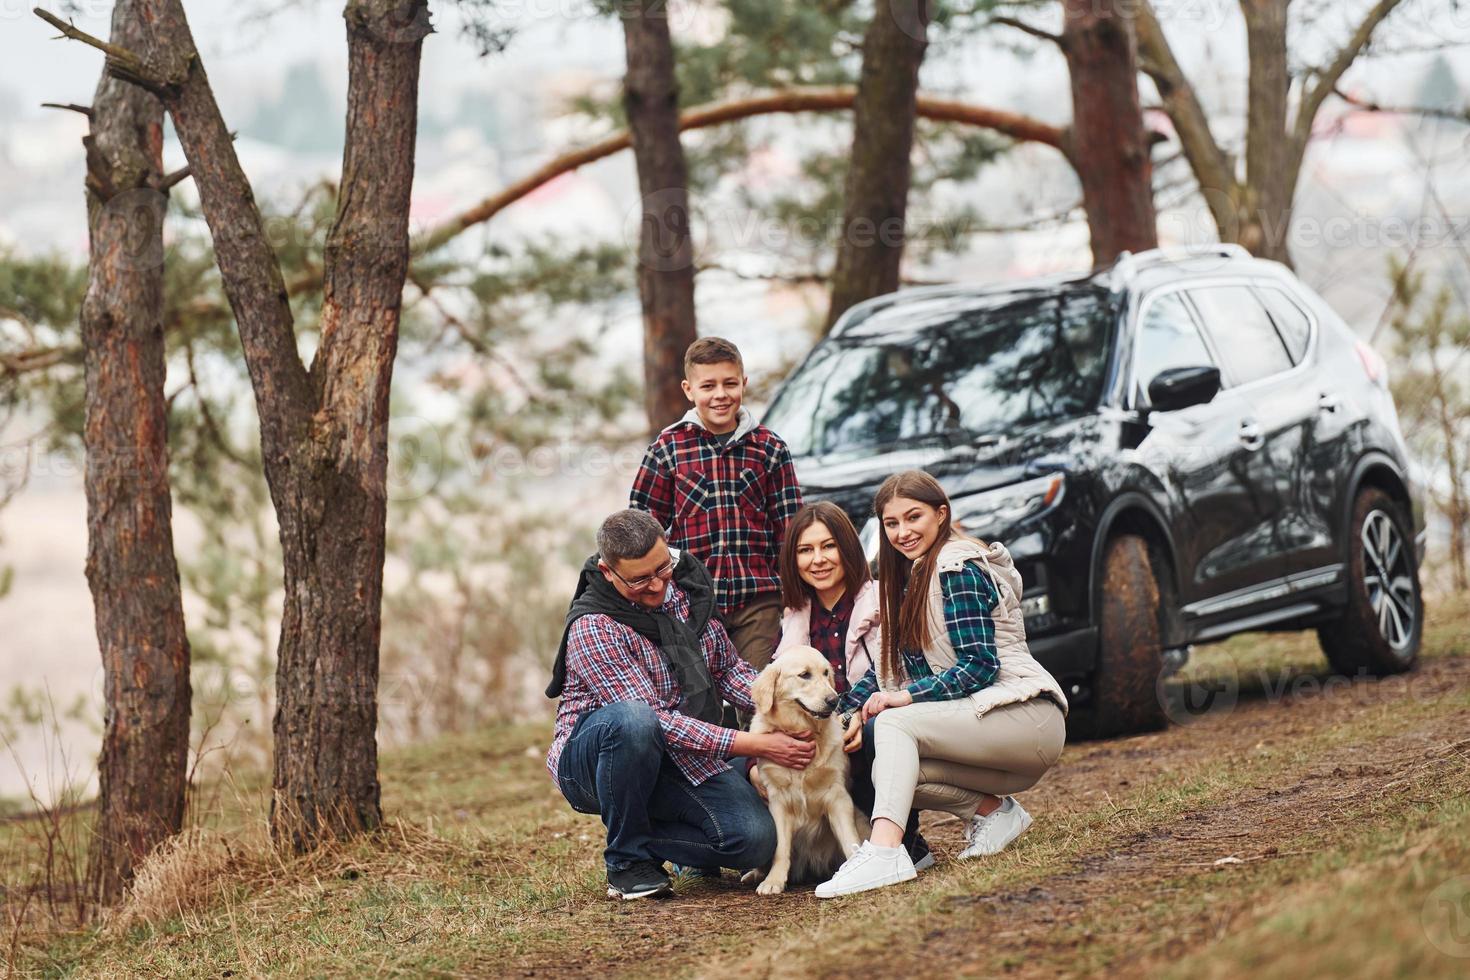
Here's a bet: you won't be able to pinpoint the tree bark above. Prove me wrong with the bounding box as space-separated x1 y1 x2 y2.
110 0 430 850
824 1 930 332
620 0 698 437
1240 0 1292 263
1061 0 1158 266
80 0 191 907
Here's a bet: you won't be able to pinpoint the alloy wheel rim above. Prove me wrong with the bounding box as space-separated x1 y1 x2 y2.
1361 509 1416 655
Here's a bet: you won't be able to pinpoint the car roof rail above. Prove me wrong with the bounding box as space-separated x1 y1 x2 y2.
1108 243 1253 286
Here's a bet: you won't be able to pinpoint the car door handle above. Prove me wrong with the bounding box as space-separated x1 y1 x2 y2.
1238 419 1265 451
1318 393 1341 413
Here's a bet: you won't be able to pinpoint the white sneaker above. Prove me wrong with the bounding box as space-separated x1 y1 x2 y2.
814 841 916 899
958 797 1033 859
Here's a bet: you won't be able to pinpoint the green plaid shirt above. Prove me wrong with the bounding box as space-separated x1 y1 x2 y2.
843 562 1001 710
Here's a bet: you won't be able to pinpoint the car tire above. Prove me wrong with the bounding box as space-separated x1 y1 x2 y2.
1317 488 1422 676
1067 534 1168 741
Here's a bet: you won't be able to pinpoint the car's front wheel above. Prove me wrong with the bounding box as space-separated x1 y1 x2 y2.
1318 488 1422 676
1067 534 1168 741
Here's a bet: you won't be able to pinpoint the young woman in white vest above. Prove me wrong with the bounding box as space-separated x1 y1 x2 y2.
815 469 1069 898
759 501 932 871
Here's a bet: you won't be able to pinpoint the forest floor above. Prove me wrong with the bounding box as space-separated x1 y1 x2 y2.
5 593 1470 978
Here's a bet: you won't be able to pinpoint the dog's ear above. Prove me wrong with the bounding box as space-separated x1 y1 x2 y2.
752 665 778 716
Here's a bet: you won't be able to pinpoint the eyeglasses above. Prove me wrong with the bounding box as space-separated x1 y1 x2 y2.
607 558 676 591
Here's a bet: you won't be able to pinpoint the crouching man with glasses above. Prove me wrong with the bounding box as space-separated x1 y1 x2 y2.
545 509 817 899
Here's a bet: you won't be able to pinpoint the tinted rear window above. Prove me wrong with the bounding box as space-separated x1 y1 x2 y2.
1187 285 1293 385
1255 286 1312 363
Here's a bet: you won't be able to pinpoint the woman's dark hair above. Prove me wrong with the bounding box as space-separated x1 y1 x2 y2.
778 501 871 612
874 470 955 684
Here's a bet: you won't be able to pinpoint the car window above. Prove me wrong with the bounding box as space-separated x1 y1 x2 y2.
1187 285 1294 385
1255 286 1312 363
762 289 1116 457
1133 292 1216 407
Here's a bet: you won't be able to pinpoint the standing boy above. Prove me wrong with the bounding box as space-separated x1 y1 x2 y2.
630 337 802 674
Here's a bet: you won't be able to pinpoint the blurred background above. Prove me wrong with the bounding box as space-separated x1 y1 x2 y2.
2 0 1467 804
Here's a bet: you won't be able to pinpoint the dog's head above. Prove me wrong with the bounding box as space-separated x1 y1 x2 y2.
752 647 842 727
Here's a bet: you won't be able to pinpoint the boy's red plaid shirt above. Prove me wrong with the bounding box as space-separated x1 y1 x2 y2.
630 417 803 615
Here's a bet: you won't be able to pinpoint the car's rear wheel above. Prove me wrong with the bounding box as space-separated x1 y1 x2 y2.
1318 488 1422 676
1067 534 1168 741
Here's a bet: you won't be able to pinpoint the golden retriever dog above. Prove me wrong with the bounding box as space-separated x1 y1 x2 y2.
743 647 869 895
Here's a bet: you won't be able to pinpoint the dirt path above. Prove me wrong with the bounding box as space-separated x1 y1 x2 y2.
502 654 1470 978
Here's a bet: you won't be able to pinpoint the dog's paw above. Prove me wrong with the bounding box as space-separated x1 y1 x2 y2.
756 878 786 896
740 868 764 884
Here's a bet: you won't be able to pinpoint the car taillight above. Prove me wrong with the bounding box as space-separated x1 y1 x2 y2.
1356 341 1388 389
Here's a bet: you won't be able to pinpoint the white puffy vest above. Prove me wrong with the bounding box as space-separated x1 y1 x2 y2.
884 536 1069 718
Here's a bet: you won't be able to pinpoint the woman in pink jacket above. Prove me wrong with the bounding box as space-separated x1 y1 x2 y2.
755 501 931 870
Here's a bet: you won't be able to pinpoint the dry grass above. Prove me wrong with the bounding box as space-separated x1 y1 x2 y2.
2 597 1466 977
102 830 237 935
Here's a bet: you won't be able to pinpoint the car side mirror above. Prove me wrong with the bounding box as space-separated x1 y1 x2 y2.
1146 366 1221 413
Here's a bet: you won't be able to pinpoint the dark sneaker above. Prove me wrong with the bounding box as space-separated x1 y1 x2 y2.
906 831 935 872
606 861 674 900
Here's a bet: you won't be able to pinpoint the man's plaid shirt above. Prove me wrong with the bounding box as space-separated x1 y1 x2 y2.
629 409 803 615
547 581 758 787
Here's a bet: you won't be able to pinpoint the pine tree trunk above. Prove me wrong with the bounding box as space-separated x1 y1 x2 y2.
1062 0 1158 266
823 1 930 332
80 0 191 907
267 0 429 848
1241 0 1293 264
122 0 429 850
621 0 698 437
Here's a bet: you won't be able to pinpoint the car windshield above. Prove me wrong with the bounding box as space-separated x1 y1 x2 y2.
765 288 1116 458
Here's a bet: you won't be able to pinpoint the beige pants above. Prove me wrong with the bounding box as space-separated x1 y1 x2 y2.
723 593 782 672
870 696 1066 826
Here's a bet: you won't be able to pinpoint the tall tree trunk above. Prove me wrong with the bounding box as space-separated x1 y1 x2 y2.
268 0 429 848
79 0 191 906
621 0 698 437
824 0 930 332
1061 0 1158 266
98 0 430 850
1240 0 1292 263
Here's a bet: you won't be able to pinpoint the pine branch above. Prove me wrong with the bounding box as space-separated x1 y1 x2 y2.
32 7 171 91
414 87 1065 255
990 16 1064 47
40 102 93 118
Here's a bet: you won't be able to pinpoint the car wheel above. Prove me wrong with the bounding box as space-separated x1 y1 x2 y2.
1067 534 1168 741
1317 488 1422 676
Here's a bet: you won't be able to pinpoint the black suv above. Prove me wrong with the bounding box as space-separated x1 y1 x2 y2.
763 245 1426 738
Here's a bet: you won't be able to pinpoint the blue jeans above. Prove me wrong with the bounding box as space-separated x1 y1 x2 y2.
556 701 777 873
